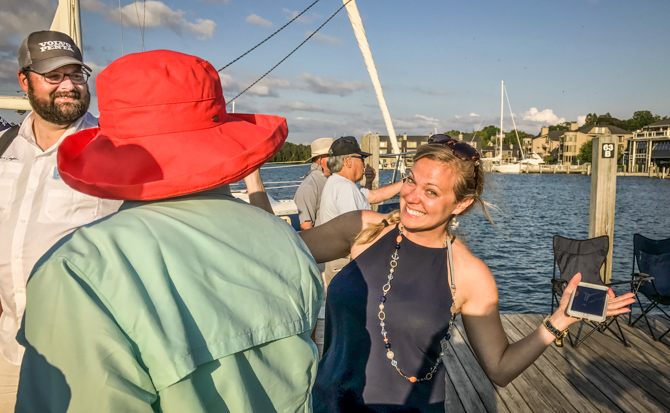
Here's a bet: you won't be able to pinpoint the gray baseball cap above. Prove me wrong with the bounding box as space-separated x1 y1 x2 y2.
18 31 91 74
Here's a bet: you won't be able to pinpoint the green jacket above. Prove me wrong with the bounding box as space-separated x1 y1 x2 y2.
16 188 323 412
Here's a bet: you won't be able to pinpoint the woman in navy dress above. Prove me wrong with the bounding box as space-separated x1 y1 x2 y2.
300 137 635 412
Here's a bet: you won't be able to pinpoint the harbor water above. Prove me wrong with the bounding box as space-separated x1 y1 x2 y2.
241 165 670 314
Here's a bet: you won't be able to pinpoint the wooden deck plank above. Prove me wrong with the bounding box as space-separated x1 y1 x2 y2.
621 324 670 376
502 315 613 413
442 336 481 413
448 322 512 413
575 320 670 409
453 319 532 413
522 314 669 413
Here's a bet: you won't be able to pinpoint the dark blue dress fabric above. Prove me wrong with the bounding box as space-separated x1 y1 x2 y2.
313 226 454 412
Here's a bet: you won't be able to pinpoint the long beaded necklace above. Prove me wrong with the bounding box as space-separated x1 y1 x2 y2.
378 224 457 383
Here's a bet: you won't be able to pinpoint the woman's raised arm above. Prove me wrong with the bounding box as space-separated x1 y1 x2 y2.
460 268 635 387
299 210 385 263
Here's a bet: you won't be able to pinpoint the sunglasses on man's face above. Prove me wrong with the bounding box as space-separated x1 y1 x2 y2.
427 134 480 162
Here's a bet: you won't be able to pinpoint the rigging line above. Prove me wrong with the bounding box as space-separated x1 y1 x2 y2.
118 0 124 55
503 84 523 158
226 0 353 106
134 1 145 51
143 0 147 44
217 0 322 72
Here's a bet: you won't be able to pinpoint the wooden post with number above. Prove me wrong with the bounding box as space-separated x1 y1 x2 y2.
589 135 617 283
361 133 380 212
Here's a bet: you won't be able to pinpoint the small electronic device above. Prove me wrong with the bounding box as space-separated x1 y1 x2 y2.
566 282 609 322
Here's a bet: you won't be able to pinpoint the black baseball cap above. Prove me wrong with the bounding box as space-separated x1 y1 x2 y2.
328 136 371 158
18 31 91 74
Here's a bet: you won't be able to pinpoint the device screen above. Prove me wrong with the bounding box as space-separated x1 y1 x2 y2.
571 285 608 315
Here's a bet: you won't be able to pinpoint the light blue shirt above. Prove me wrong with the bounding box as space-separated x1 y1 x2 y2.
316 174 370 225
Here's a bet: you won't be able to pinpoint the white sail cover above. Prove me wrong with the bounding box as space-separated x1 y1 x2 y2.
50 0 82 51
343 0 401 160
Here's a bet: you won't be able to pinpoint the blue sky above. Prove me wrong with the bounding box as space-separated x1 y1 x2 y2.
1 0 668 144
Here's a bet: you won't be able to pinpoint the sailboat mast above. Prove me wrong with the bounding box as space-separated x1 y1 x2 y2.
343 0 401 158
499 80 504 159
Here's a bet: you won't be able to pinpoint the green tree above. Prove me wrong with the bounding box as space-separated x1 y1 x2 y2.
583 112 627 129
503 129 532 145
577 139 593 163
445 130 461 137
626 110 660 131
269 142 311 162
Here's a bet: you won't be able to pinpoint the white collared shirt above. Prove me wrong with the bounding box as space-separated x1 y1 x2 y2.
0 112 122 365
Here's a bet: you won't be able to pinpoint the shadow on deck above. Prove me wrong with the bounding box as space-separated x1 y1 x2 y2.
314 313 670 412
445 314 670 412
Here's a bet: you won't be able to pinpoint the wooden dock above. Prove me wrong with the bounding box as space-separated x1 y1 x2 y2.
445 314 670 412
315 314 670 412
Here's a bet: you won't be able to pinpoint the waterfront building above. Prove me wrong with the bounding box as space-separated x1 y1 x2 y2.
378 133 483 169
625 118 670 172
531 127 562 161
532 123 632 165
481 143 522 163
560 124 632 165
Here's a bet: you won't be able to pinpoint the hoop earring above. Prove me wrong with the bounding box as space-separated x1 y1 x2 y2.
449 215 459 230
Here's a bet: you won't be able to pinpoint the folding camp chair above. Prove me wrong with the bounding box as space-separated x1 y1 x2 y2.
551 235 645 348
629 233 670 342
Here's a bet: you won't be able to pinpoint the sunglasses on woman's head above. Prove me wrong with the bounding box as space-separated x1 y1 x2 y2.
426 134 480 191
427 134 480 162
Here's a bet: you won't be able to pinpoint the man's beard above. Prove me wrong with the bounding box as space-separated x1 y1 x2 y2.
27 80 90 126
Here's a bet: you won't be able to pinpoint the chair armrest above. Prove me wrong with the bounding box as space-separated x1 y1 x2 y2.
607 274 654 294
551 278 568 295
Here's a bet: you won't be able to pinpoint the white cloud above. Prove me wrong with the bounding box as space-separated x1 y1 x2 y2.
186 19 216 40
577 115 586 126
282 9 319 24
414 114 440 123
82 0 216 40
267 101 327 113
469 112 480 117
307 32 341 45
522 107 566 125
297 72 369 96
245 14 272 28
219 74 292 98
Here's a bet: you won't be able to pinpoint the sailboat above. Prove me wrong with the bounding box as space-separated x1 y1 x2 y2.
487 80 543 174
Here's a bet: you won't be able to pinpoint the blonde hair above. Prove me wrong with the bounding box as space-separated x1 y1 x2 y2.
355 143 494 244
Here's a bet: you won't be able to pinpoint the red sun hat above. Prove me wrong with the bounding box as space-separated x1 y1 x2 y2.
57 50 287 200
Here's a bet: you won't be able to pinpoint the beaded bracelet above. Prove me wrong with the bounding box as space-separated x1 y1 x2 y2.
542 316 568 346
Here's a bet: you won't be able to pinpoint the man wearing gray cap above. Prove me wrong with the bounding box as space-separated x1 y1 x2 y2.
294 137 334 230
0 31 121 410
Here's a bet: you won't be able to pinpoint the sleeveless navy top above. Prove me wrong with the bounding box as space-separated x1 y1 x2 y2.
313 226 454 412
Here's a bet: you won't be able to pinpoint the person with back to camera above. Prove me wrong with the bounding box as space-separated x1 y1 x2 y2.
299 134 635 412
14 50 322 412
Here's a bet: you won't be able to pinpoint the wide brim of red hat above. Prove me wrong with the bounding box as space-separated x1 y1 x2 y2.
58 113 287 200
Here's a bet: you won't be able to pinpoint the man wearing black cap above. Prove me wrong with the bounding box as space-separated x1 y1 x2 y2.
316 136 403 286
0 31 120 410
317 136 402 226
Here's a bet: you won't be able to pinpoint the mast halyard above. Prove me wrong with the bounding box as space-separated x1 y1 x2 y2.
499 80 504 162
343 0 403 171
